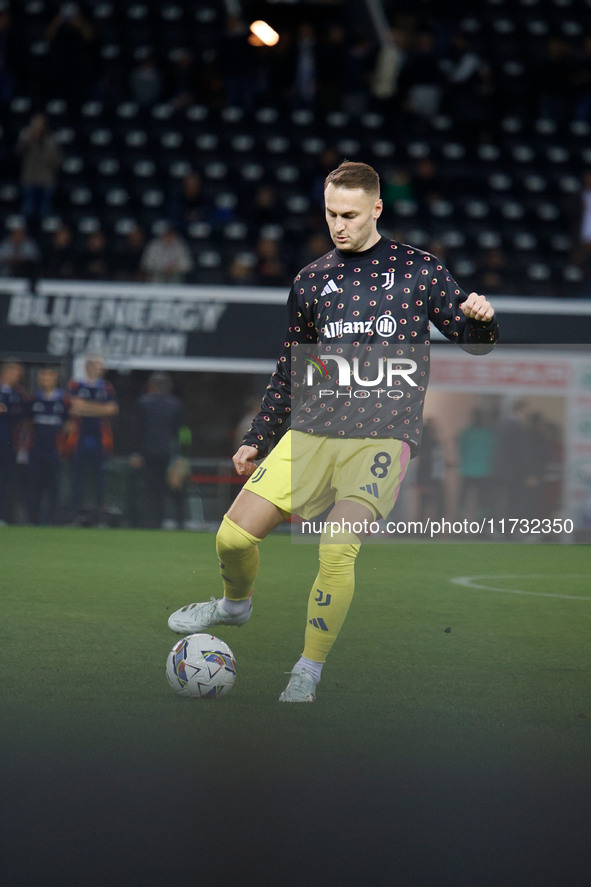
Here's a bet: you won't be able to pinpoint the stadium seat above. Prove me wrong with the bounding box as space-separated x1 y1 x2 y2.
371 141 396 159
477 231 503 249
77 216 102 234
337 139 361 157
266 136 291 154
203 162 228 181
500 200 526 220
186 105 210 123
255 107 280 126
187 222 213 240
231 134 256 153
291 110 314 128
195 133 219 152
40 215 63 233
0 184 19 209
239 163 265 182
301 137 326 156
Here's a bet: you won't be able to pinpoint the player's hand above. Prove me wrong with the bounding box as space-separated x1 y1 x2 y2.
0 403 6 413
232 445 259 477
460 292 495 323
69 397 89 416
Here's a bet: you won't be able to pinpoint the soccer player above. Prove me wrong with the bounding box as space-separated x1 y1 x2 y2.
0 360 25 525
25 366 70 525
168 161 498 702
66 355 118 525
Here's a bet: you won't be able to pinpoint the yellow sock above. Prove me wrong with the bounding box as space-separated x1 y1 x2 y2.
302 541 361 663
216 514 261 601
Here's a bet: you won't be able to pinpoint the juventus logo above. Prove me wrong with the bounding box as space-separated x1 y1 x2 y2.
314 589 332 607
250 467 267 484
381 271 395 290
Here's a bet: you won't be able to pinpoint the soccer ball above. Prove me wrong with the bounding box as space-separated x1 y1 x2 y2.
166 633 237 698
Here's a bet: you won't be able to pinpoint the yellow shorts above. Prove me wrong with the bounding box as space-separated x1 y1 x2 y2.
244 430 411 520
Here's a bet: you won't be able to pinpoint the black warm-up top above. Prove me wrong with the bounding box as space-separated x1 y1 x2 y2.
243 236 499 457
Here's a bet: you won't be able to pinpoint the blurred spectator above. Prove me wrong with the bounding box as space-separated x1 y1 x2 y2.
114 223 147 281
45 2 95 108
541 421 564 518
536 36 577 123
168 48 199 110
220 16 259 111
570 169 591 274
80 229 109 280
341 35 376 116
412 157 443 207
129 51 163 107
0 360 25 525
426 237 447 262
398 29 442 118
140 225 194 283
494 400 531 525
167 46 224 109
316 23 347 112
252 184 279 227
298 230 332 268
371 27 408 112
382 166 415 212
45 223 76 279
439 31 495 141
456 409 495 522
292 23 318 110
66 355 118 526
0 7 17 105
15 113 63 223
310 147 340 209
129 372 185 529
414 418 446 523
25 366 70 525
169 171 207 233
255 236 289 286
225 253 257 285
573 36 591 123
479 247 509 294
523 412 550 519
0 223 41 277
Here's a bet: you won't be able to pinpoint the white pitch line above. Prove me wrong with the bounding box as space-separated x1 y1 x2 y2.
451 575 591 601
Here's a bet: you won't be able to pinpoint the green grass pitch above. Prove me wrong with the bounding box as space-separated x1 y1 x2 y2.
1 527 590 886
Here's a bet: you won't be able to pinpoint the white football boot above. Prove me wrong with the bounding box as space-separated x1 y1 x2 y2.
279 670 318 703
168 597 252 634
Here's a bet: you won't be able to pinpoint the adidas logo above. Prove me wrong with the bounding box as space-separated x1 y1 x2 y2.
359 482 379 498
321 279 339 297
308 617 329 631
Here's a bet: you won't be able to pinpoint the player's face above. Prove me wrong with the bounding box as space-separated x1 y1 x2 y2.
324 184 383 253
86 359 105 380
1 362 22 387
38 368 58 392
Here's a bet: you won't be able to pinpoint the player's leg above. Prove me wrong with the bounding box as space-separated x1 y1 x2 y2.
280 439 410 702
167 491 284 633
168 435 291 634
279 498 370 702
216 489 285 602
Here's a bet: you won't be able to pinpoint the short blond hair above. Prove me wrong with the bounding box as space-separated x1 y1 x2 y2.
324 161 380 195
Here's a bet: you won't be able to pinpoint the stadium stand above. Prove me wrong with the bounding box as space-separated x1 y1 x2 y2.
1 0 591 296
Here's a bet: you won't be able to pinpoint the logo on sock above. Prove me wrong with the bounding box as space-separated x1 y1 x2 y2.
314 589 332 607
308 617 329 631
